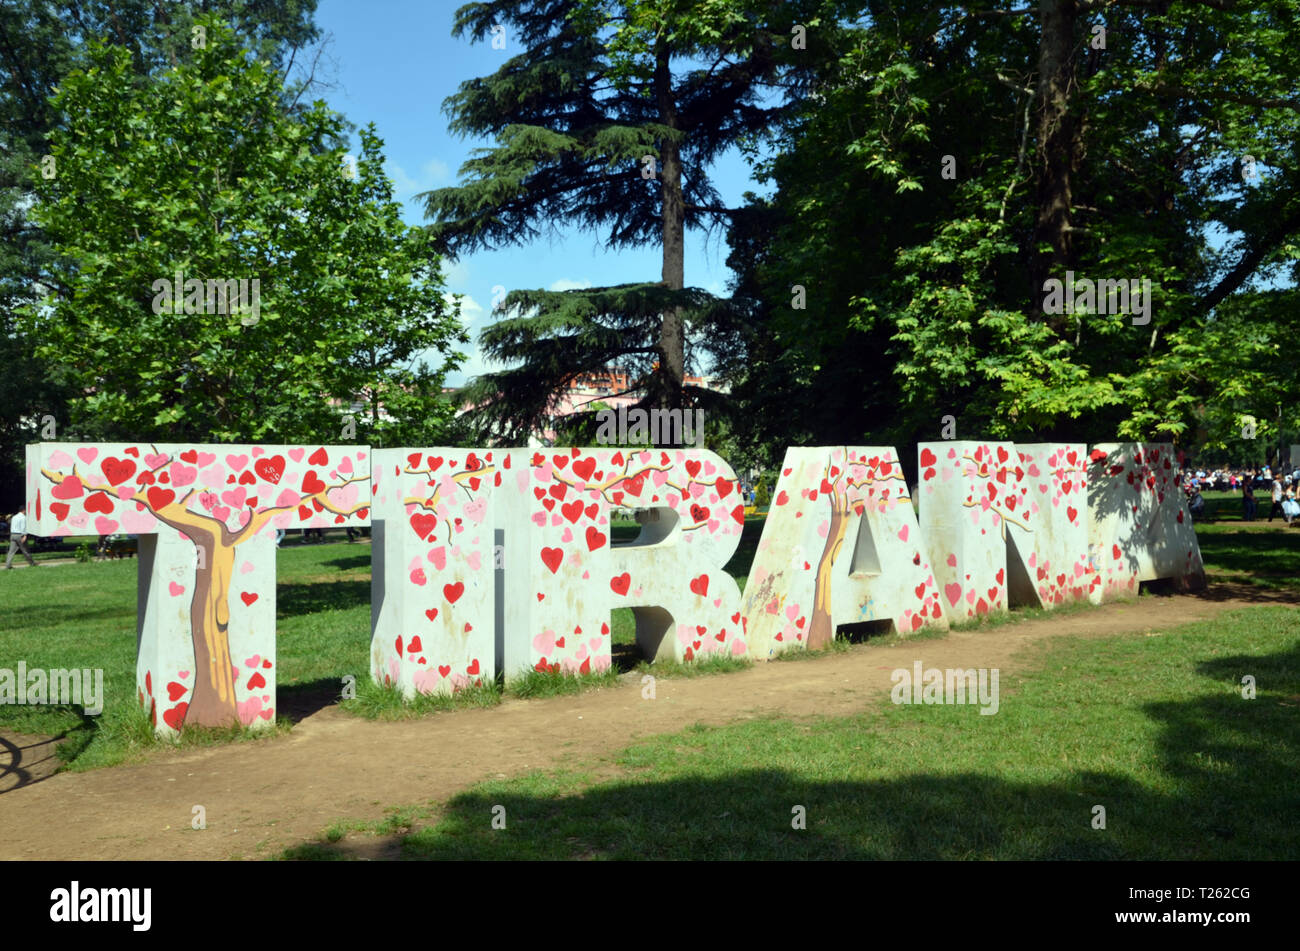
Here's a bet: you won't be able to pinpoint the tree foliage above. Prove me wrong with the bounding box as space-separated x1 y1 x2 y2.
23 17 465 446
723 0 1300 465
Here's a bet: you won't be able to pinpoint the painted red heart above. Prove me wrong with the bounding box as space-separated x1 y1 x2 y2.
100 457 137 486
84 492 114 514
920 448 937 467
407 636 422 653
443 581 464 603
425 608 439 621
301 471 326 495
146 487 175 510
240 592 258 606
540 547 564 574
572 457 597 481
410 512 438 540
689 574 709 597
254 455 286 484
438 665 451 678
610 572 631 596
162 702 188 731
561 500 584 523
308 447 329 466
247 672 266 690
49 502 70 521
166 681 187 702
585 526 606 551
467 659 480 675
715 477 732 498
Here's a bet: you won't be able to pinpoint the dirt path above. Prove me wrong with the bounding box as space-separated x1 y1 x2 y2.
1 584 1294 860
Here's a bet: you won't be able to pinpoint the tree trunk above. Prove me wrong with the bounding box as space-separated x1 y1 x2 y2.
186 538 240 726
1031 0 1080 330
655 41 685 422
806 490 849 650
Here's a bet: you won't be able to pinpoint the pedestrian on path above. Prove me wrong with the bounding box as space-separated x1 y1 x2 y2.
5 509 38 569
1268 475 1285 521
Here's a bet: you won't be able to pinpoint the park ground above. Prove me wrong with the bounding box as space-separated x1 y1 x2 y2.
1 493 1297 860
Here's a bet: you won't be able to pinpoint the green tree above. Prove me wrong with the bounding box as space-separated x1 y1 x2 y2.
0 0 324 503
23 18 465 445
423 0 831 443
723 1 1300 462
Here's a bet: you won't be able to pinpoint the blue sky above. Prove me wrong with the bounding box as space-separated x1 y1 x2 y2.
313 0 767 385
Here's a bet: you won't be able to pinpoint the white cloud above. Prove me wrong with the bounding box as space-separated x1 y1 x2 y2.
386 157 455 205
549 277 593 292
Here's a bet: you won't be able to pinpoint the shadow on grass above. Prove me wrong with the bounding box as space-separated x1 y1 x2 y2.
276 580 370 618
277 677 347 724
287 639 1300 861
319 555 371 573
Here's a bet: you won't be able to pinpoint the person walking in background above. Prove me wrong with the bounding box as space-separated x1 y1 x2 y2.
5 509 38 569
1242 478 1257 521
1268 474 1285 521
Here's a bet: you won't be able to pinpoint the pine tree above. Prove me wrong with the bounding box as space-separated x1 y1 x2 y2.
423 0 832 443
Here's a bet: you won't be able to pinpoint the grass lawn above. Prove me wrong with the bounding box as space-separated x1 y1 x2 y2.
3 511 1298 832
0 516 767 766
287 604 1300 860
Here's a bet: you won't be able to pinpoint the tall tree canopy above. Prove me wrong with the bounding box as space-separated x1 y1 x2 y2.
0 0 325 501
722 0 1300 468
423 0 836 443
23 17 465 446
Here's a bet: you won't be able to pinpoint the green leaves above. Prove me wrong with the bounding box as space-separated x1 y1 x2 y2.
22 16 464 447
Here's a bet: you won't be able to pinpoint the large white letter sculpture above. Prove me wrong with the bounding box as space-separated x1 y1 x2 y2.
26 442 371 734
1004 443 1094 607
371 447 747 691
370 449 500 695
741 447 945 659
918 441 1022 619
1087 443 1205 599
23 438 1209 722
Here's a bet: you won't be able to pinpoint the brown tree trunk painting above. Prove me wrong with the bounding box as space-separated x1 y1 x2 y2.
186 533 238 725
42 447 368 729
806 466 850 651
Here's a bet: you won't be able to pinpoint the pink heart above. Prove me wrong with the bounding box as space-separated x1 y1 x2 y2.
240 561 255 574
178 670 190 680
289 448 305 462
226 453 249 471
77 447 98 464
897 524 909 542
94 517 118 535
169 463 197 487
168 582 185 597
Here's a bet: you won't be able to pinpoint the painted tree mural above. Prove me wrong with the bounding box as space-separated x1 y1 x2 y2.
27 443 370 728
743 447 942 659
